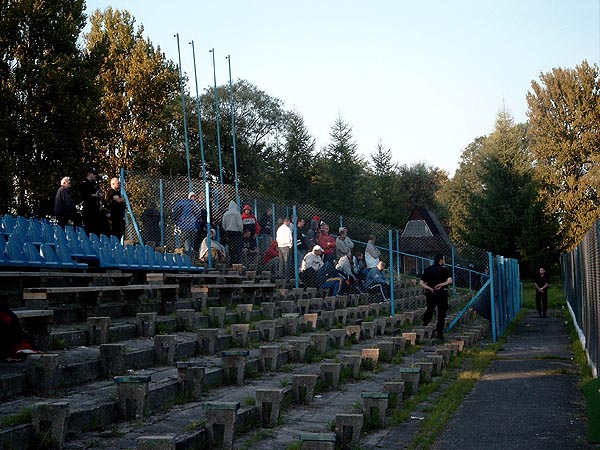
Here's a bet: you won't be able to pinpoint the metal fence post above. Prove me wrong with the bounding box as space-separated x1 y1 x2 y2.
120 168 143 246
205 182 213 269
488 252 497 342
159 179 164 247
293 206 299 288
388 229 395 317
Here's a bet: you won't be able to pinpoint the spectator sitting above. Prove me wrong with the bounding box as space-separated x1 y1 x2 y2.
316 260 345 296
335 227 355 261
261 239 279 272
0 299 39 361
365 261 391 300
317 223 336 264
336 252 357 279
300 245 324 287
336 252 366 293
354 252 369 279
199 228 226 263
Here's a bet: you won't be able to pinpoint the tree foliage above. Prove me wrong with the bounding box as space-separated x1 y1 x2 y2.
264 110 315 202
0 0 92 215
0 4 453 238
84 7 183 176
440 110 557 269
526 60 600 250
312 115 366 215
198 79 289 187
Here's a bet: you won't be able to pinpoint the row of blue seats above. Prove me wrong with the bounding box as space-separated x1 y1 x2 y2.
0 214 203 272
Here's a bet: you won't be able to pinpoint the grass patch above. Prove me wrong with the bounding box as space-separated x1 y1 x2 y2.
50 338 66 351
1 407 32 427
243 395 256 406
240 429 274 450
184 419 205 432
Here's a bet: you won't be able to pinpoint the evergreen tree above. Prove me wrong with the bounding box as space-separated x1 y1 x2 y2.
440 109 557 267
314 114 365 215
367 140 403 225
273 110 315 202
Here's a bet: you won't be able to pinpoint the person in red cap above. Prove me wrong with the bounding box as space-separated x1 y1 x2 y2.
241 204 260 250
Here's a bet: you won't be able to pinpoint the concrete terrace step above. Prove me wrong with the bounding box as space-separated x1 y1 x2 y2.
58 326 481 450
0 309 488 450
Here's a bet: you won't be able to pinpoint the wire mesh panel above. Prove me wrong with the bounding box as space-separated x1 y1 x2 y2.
562 220 600 376
121 171 521 339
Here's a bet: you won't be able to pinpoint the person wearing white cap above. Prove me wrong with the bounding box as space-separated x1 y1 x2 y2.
301 245 324 272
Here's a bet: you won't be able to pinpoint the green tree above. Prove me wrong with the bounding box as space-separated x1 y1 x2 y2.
526 60 600 250
366 140 403 225
398 162 448 216
199 79 289 187
440 110 557 266
84 7 183 176
266 110 315 202
313 114 366 215
0 0 93 215
437 136 487 242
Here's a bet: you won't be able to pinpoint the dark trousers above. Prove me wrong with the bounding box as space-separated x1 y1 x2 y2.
226 230 242 265
423 291 449 338
536 290 548 316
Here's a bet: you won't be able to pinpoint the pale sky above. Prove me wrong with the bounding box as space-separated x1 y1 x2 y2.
84 0 600 177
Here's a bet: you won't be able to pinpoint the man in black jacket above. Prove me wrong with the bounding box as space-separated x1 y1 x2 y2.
54 176 80 227
420 254 453 340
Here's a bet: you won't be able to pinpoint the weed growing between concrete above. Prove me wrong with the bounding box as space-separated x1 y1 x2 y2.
1 407 32 427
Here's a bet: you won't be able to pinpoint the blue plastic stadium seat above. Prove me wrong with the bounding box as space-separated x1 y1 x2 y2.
22 242 48 268
123 245 146 269
41 221 57 245
53 242 88 269
1 214 16 234
97 242 118 269
112 246 131 270
133 245 152 269
5 234 27 266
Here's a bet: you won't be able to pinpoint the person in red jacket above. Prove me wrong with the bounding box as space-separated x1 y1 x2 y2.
318 223 336 264
241 204 260 250
0 300 39 361
261 239 279 272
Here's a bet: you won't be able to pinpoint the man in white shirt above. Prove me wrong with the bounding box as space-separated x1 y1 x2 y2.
276 217 293 279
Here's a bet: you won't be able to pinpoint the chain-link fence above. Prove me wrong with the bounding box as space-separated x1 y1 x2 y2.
561 220 600 378
122 171 519 336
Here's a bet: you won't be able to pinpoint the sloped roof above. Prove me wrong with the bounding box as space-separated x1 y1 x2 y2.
399 206 453 255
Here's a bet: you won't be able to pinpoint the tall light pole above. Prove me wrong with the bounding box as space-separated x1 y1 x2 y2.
175 33 192 193
209 48 224 187
190 40 207 185
226 55 240 208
